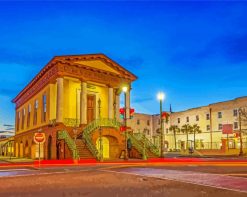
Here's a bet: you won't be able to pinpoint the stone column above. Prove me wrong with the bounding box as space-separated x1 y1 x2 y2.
56 77 64 123
125 89 130 126
115 93 120 121
108 87 114 119
80 82 87 125
76 89 80 123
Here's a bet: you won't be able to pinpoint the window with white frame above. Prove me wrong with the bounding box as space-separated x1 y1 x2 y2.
233 109 238 117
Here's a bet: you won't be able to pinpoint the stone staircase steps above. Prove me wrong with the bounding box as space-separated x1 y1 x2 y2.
75 139 95 159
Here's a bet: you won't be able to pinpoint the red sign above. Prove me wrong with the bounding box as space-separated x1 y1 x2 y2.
162 112 169 119
234 132 240 138
34 132 46 144
222 124 233 134
120 126 127 132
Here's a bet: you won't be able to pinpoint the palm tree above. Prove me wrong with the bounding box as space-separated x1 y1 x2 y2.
181 124 193 150
191 124 202 149
169 125 180 150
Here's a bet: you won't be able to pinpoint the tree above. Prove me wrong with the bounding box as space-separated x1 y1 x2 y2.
191 124 202 149
181 124 193 150
169 125 180 150
237 108 247 156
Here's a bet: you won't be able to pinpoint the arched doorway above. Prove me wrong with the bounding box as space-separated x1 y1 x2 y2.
15 143 19 157
24 141 29 157
48 136 52 160
56 141 61 160
19 142 24 158
96 137 109 159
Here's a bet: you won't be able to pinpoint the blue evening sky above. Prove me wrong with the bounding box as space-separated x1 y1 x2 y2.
1 1 247 128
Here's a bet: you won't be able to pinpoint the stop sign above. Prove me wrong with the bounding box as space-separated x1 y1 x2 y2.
34 132 46 144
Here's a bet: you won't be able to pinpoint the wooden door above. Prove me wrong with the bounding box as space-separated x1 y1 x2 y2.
87 95 95 123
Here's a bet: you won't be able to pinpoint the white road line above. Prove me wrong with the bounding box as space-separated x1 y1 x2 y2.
0 169 92 178
0 169 35 172
100 169 247 194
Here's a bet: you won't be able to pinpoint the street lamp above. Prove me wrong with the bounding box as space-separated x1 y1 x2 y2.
157 92 165 158
122 86 129 160
238 108 244 156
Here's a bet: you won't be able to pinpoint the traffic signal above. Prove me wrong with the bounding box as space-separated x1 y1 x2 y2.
119 108 125 119
120 126 127 132
130 108 135 119
162 112 170 123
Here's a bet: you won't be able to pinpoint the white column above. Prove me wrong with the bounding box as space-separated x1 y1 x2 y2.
76 89 80 123
108 87 113 119
126 90 130 119
80 82 87 125
115 94 120 121
125 90 130 126
56 77 64 123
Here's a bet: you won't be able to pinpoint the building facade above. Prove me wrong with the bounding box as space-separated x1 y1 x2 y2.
11 54 137 160
130 97 247 155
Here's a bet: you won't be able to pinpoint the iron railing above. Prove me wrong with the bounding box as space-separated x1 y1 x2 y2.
133 133 160 156
128 133 147 159
82 118 122 160
57 130 79 159
64 118 80 127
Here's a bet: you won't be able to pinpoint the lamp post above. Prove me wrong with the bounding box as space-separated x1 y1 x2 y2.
238 108 244 156
122 86 129 160
157 92 165 158
98 98 103 162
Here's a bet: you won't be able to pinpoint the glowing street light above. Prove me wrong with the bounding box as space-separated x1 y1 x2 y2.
122 86 129 160
157 92 165 158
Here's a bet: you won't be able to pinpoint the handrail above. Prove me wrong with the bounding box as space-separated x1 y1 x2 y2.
58 130 79 159
64 118 80 127
128 134 147 159
133 133 160 157
82 118 122 160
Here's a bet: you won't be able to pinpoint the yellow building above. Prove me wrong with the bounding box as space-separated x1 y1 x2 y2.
12 54 139 160
130 97 247 155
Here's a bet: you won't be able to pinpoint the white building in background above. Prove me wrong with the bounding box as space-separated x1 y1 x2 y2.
129 96 247 151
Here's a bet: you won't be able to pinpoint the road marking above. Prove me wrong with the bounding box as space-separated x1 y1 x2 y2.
0 169 35 172
0 169 92 178
100 168 247 194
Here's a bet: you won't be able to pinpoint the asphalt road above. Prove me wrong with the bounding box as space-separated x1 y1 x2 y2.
0 164 247 197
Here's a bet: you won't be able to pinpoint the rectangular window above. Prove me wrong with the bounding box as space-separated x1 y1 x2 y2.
33 100 38 125
42 95 47 122
206 125 210 131
158 119 161 125
21 108 25 130
147 120 150 126
27 104 31 127
196 115 199 121
218 124 222 130
137 119 140 125
233 109 238 117
234 122 238 129
186 117 189 122
206 113 210 120
178 118 180 124
218 112 222 118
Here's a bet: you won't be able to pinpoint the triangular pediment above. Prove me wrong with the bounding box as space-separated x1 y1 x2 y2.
74 59 121 75
53 54 137 80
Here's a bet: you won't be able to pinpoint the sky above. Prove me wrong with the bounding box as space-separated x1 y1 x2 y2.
1 1 247 128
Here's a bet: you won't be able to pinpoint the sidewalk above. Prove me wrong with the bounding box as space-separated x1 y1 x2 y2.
0 156 33 163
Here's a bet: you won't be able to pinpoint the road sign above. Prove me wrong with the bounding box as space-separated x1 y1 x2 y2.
34 132 46 144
